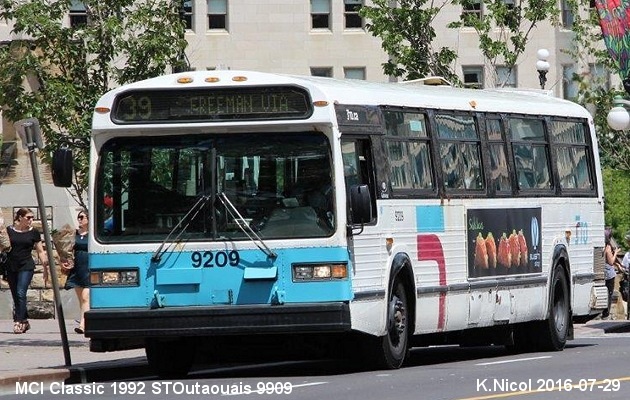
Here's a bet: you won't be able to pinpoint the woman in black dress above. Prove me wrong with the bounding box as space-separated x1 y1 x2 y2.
5 208 49 334
63 209 90 334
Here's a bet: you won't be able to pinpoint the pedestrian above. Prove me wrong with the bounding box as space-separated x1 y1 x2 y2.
603 227 621 319
62 209 90 334
622 231 630 272
5 208 49 334
620 231 630 304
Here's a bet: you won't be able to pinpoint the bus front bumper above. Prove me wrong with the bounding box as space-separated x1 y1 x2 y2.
85 302 351 349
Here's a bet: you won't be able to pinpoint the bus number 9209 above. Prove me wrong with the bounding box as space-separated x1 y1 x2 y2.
191 251 240 268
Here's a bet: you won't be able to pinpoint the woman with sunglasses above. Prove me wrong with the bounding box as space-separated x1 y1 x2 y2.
5 208 49 334
63 210 90 334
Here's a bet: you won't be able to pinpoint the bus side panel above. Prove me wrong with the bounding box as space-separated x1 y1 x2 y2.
348 208 388 336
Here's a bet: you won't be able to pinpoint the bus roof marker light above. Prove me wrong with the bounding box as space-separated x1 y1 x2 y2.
177 77 194 84
232 76 248 82
205 77 220 83
469 100 477 109
313 100 329 107
95 107 110 114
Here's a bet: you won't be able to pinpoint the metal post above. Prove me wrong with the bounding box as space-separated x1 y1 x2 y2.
24 123 72 366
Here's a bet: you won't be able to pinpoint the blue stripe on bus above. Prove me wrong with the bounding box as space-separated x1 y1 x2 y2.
416 205 445 232
88 246 353 308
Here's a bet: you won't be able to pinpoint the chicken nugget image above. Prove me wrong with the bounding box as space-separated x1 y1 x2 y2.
497 233 512 269
485 232 497 269
508 230 521 268
474 232 489 270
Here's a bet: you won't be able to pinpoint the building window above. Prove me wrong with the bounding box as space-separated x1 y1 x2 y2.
496 66 517 88
311 0 331 29
561 0 574 28
461 0 482 26
562 64 578 100
589 63 610 91
208 0 227 30
344 67 365 80
502 0 517 26
311 67 333 77
344 0 363 29
69 0 87 28
462 66 484 89
180 0 192 30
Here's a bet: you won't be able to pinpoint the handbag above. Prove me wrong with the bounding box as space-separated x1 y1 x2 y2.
0 251 7 278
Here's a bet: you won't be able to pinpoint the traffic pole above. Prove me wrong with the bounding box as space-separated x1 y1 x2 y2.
20 120 72 366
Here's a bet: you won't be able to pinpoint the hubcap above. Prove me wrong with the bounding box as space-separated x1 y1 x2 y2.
389 296 406 345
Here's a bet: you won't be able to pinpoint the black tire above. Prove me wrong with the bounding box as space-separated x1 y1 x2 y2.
145 338 195 378
368 280 410 369
537 265 570 351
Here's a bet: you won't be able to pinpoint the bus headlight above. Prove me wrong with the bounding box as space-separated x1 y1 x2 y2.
292 263 348 281
90 269 139 286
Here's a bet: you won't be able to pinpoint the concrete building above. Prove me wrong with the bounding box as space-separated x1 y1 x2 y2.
0 1 616 218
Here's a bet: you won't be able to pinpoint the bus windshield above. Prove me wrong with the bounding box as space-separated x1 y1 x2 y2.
95 132 335 243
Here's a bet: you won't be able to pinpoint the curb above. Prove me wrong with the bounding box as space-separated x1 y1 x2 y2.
601 321 630 334
578 320 630 335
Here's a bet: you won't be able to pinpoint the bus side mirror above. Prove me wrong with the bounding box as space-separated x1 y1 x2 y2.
52 148 73 188
349 184 372 225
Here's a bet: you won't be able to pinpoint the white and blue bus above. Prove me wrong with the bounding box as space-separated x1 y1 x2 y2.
53 70 607 377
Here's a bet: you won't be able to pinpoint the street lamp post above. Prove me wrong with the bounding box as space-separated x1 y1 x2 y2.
607 96 630 131
536 49 550 90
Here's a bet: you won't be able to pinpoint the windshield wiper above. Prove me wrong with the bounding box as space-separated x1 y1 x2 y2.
217 192 277 259
151 194 212 263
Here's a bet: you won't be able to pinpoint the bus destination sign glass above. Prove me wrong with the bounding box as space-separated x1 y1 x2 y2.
111 86 313 123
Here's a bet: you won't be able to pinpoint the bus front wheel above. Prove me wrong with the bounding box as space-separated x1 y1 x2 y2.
145 338 195 378
367 280 410 369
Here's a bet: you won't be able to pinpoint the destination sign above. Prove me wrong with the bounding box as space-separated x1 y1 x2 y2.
111 86 313 123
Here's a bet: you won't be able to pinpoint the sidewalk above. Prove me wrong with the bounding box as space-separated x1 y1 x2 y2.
0 319 147 396
1 318 630 396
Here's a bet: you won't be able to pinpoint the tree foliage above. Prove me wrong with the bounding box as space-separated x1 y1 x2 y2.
0 0 187 208
562 1 630 171
449 0 560 86
603 169 630 247
562 1 630 243
360 0 460 83
360 0 559 87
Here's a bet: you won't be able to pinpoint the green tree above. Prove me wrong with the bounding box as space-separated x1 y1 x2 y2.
0 0 188 208
562 1 630 243
449 0 560 86
603 169 630 248
360 0 460 83
562 1 630 171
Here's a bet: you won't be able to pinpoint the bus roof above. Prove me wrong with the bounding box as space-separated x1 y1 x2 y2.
95 70 592 121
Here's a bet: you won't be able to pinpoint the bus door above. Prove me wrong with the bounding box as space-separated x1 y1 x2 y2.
341 137 378 271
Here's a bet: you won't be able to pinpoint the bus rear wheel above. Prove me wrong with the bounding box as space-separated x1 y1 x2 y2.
537 266 570 351
145 338 195 378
